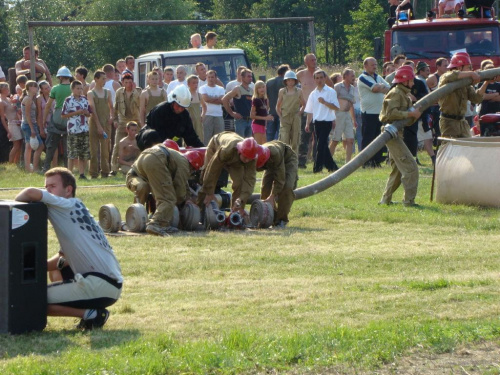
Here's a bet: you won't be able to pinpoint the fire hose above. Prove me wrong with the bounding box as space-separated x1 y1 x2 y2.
247 67 500 202
98 204 122 233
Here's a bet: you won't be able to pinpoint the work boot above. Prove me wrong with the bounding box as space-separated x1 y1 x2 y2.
403 200 419 207
146 223 178 236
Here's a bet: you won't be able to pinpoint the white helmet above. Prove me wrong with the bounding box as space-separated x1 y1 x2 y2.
56 66 72 78
283 70 298 82
168 85 191 108
29 136 39 151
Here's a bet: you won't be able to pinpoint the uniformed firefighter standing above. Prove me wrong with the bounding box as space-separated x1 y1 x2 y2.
255 141 298 228
438 52 490 138
379 66 422 207
126 140 204 236
198 132 259 214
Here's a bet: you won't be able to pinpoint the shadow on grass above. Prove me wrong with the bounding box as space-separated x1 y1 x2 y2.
0 329 141 358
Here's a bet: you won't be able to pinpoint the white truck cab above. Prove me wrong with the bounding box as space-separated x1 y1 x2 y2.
134 48 251 89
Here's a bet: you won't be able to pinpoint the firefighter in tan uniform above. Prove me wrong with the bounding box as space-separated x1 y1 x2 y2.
256 140 298 228
198 132 258 214
126 140 204 236
438 52 490 138
379 66 422 207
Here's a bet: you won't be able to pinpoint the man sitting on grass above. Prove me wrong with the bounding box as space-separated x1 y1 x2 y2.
15 167 123 330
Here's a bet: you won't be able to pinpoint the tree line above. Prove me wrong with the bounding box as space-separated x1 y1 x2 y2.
0 0 434 74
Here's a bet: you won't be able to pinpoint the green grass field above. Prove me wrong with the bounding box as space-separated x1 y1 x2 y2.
1 154 500 374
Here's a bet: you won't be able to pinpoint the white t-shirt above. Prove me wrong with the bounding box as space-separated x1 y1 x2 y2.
439 0 459 12
41 190 123 282
198 78 207 88
357 72 389 114
199 84 225 117
0 66 5 80
166 80 187 95
304 85 339 122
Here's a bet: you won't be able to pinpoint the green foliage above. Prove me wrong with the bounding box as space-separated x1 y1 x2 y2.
345 0 387 62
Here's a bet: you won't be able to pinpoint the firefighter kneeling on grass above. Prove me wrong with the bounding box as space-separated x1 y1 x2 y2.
197 131 258 216
255 141 298 228
126 136 204 236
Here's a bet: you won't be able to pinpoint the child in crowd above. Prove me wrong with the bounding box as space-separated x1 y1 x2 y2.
250 80 273 145
0 83 23 164
117 121 140 175
276 71 304 156
471 115 481 136
61 80 91 180
186 74 206 141
21 80 44 172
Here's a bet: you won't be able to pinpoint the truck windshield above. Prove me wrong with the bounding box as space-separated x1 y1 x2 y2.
162 54 249 86
393 26 500 58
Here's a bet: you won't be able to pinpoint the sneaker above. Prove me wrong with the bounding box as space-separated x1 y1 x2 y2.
79 174 88 180
76 309 109 330
108 171 117 177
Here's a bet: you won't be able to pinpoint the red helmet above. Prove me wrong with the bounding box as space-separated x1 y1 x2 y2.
184 150 204 170
256 145 271 168
447 52 472 69
236 137 259 160
393 66 415 84
163 139 180 151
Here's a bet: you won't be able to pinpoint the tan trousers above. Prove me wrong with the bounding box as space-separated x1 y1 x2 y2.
279 114 300 156
126 151 176 227
89 123 111 177
380 135 419 205
439 117 471 139
110 122 128 173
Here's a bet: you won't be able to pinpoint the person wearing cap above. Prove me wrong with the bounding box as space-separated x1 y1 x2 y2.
438 52 491 138
276 70 305 156
126 140 201 236
197 132 258 215
42 66 73 173
379 65 422 207
137 84 204 151
256 141 298 228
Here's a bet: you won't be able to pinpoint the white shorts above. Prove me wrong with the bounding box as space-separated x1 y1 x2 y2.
417 120 433 142
48 272 122 309
8 121 23 141
332 111 354 141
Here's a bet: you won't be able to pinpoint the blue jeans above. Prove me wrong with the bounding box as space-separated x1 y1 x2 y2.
266 117 280 141
21 122 43 145
235 118 252 138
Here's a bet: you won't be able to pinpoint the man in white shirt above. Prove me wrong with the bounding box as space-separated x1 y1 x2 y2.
199 70 226 145
357 57 390 167
166 65 187 95
15 167 123 330
305 70 340 173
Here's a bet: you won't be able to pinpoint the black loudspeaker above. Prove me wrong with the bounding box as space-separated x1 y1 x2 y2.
0 201 48 334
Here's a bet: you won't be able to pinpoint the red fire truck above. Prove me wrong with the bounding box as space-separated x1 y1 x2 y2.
383 15 500 71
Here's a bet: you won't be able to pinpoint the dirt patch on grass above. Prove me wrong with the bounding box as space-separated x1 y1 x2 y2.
293 341 500 375
374 341 500 374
